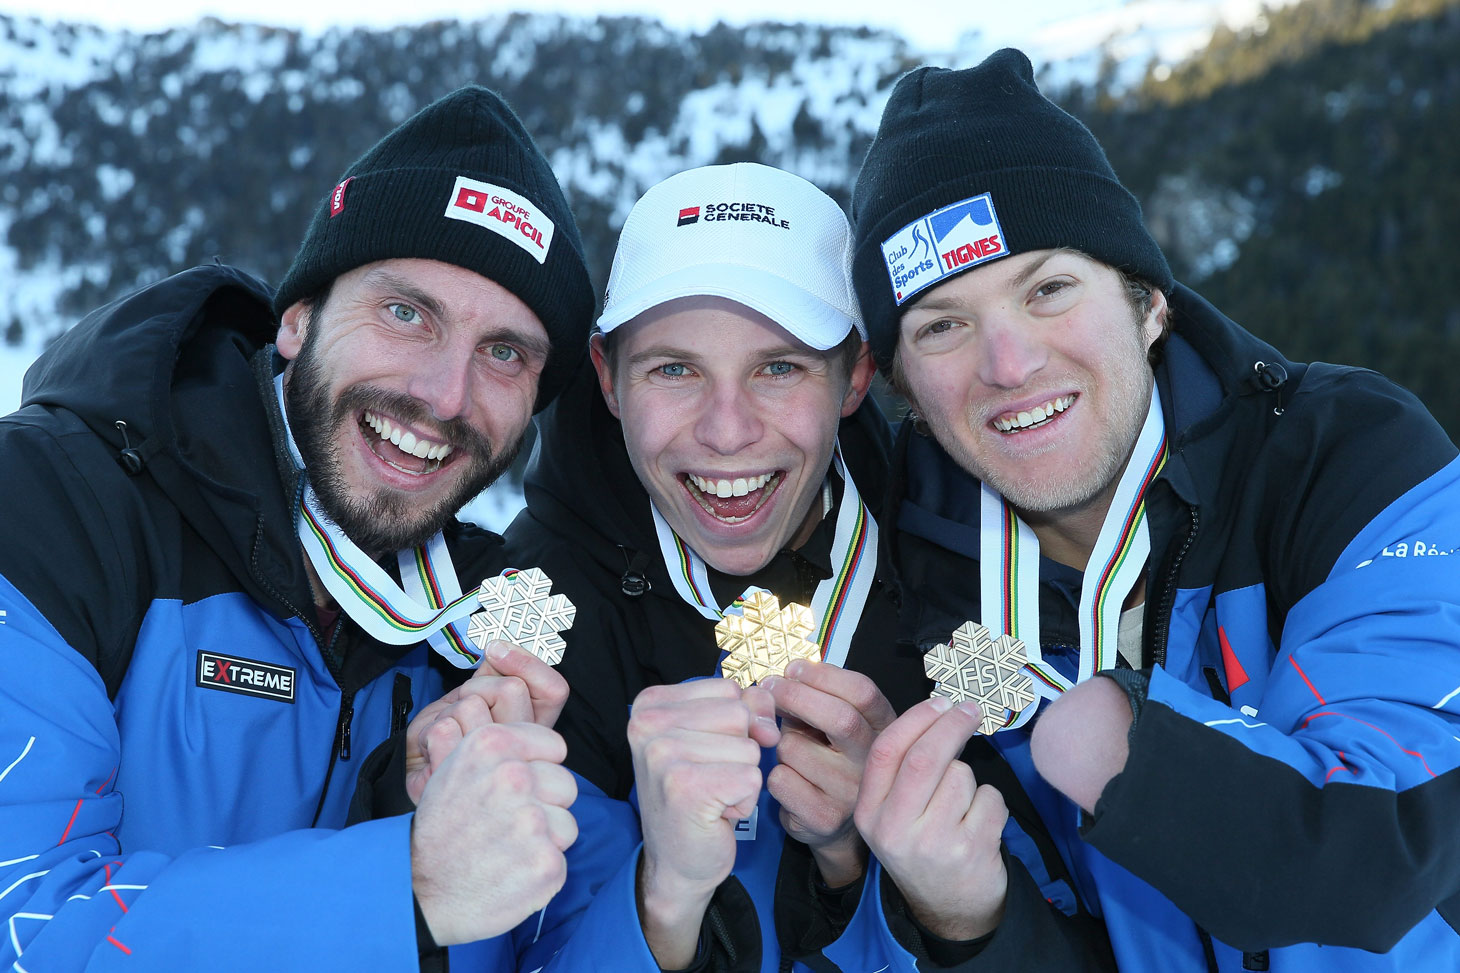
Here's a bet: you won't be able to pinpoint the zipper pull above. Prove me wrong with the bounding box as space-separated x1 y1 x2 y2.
337 693 355 760
391 673 413 735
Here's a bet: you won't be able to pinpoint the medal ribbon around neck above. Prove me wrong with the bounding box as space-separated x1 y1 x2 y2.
649 442 878 669
274 374 481 667
980 383 1167 727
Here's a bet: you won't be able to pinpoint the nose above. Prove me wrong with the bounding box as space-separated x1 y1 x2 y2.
407 344 474 422
694 379 763 455
977 315 1047 389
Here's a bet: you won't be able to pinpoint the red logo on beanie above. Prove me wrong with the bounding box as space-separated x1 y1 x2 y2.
329 178 353 218
677 206 700 226
453 186 490 213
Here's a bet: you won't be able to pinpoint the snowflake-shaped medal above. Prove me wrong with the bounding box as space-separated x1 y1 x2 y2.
716 588 821 689
924 621 1036 735
465 567 577 665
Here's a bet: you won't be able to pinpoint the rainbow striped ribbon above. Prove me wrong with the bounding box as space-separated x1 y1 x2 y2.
980 384 1167 728
275 373 480 667
649 442 877 670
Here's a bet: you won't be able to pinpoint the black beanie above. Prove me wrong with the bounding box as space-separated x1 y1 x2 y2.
850 48 1174 372
274 85 593 411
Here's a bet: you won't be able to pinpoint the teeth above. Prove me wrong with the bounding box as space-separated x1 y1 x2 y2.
688 472 773 496
994 395 1075 433
362 411 451 461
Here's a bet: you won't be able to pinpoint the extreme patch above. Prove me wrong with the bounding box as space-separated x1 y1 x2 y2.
196 651 297 703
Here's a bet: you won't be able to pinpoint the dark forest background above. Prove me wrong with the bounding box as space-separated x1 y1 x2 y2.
3 0 1457 437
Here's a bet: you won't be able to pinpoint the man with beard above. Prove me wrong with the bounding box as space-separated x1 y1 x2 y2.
838 48 1460 971
463 163 1107 972
0 86 593 970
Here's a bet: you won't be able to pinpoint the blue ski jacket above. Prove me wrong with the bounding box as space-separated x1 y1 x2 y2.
0 265 509 970
856 284 1460 971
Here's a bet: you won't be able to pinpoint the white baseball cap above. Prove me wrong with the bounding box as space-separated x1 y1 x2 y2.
596 163 865 349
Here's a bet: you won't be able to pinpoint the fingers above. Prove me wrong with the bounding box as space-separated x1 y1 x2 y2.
629 680 761 744
450 719 569 768
480 640 570 726
859 697 982 814
772 661 898 741
740 685 782 748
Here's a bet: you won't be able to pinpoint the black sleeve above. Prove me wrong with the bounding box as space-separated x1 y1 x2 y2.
773 837 866 961
880 849 1116 971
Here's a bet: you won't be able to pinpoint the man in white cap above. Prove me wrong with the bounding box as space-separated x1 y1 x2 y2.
498 163 927 971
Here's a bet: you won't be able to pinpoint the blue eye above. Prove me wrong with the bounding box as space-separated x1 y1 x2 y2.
658 363 688 378
765 361 796 376
489 344 520 362
389 303 420 324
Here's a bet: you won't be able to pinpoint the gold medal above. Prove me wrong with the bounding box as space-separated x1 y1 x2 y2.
716 588 820 689
924 621 1036 734
466 567 577 665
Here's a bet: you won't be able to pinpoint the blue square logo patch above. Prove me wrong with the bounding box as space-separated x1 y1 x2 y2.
880 192 1006 305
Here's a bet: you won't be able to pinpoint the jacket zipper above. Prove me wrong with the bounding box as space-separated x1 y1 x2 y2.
335 690 355 760
1152 505 1200 668
309 620 352 826
1157 504 1273 971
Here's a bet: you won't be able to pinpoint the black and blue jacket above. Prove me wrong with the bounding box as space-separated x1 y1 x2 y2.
852 284 1460 971
0 265 508 970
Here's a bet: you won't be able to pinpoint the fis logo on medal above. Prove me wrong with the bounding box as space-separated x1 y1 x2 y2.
880 192 1006 305
677 206 700 226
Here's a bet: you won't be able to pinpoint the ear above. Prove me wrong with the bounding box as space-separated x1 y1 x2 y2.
276 302 309 360
1141 288 1169 352
588 333 621 419
839 341 876 418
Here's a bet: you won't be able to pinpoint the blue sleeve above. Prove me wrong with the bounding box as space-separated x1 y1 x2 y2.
512 775 663 971
1086 456 1460 951
829 854 1115 972
0 582 421 971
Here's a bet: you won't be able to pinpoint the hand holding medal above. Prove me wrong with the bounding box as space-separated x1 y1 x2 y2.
923 621 1036 735
466 567 577 665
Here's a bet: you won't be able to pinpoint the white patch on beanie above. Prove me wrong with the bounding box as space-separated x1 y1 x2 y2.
880 191 1006 305
443 175 556 265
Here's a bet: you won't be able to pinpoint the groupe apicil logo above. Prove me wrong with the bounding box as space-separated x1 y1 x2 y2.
444 176 556 265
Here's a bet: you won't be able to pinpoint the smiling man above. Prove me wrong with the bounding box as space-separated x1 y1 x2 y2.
0 86 593 970
840 47 1460 971
501 163 929 972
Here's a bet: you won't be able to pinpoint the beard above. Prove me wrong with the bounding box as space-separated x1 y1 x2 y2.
284 329 519 554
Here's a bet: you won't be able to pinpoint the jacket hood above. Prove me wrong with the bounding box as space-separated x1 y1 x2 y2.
23 264 279 459
20 265 310 615
516 354 893 603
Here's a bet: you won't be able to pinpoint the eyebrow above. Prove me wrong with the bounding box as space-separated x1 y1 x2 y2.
624 342 825 367
362 269 446 320
906 250 1071 313
487 328 552 363
363 269 553 362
